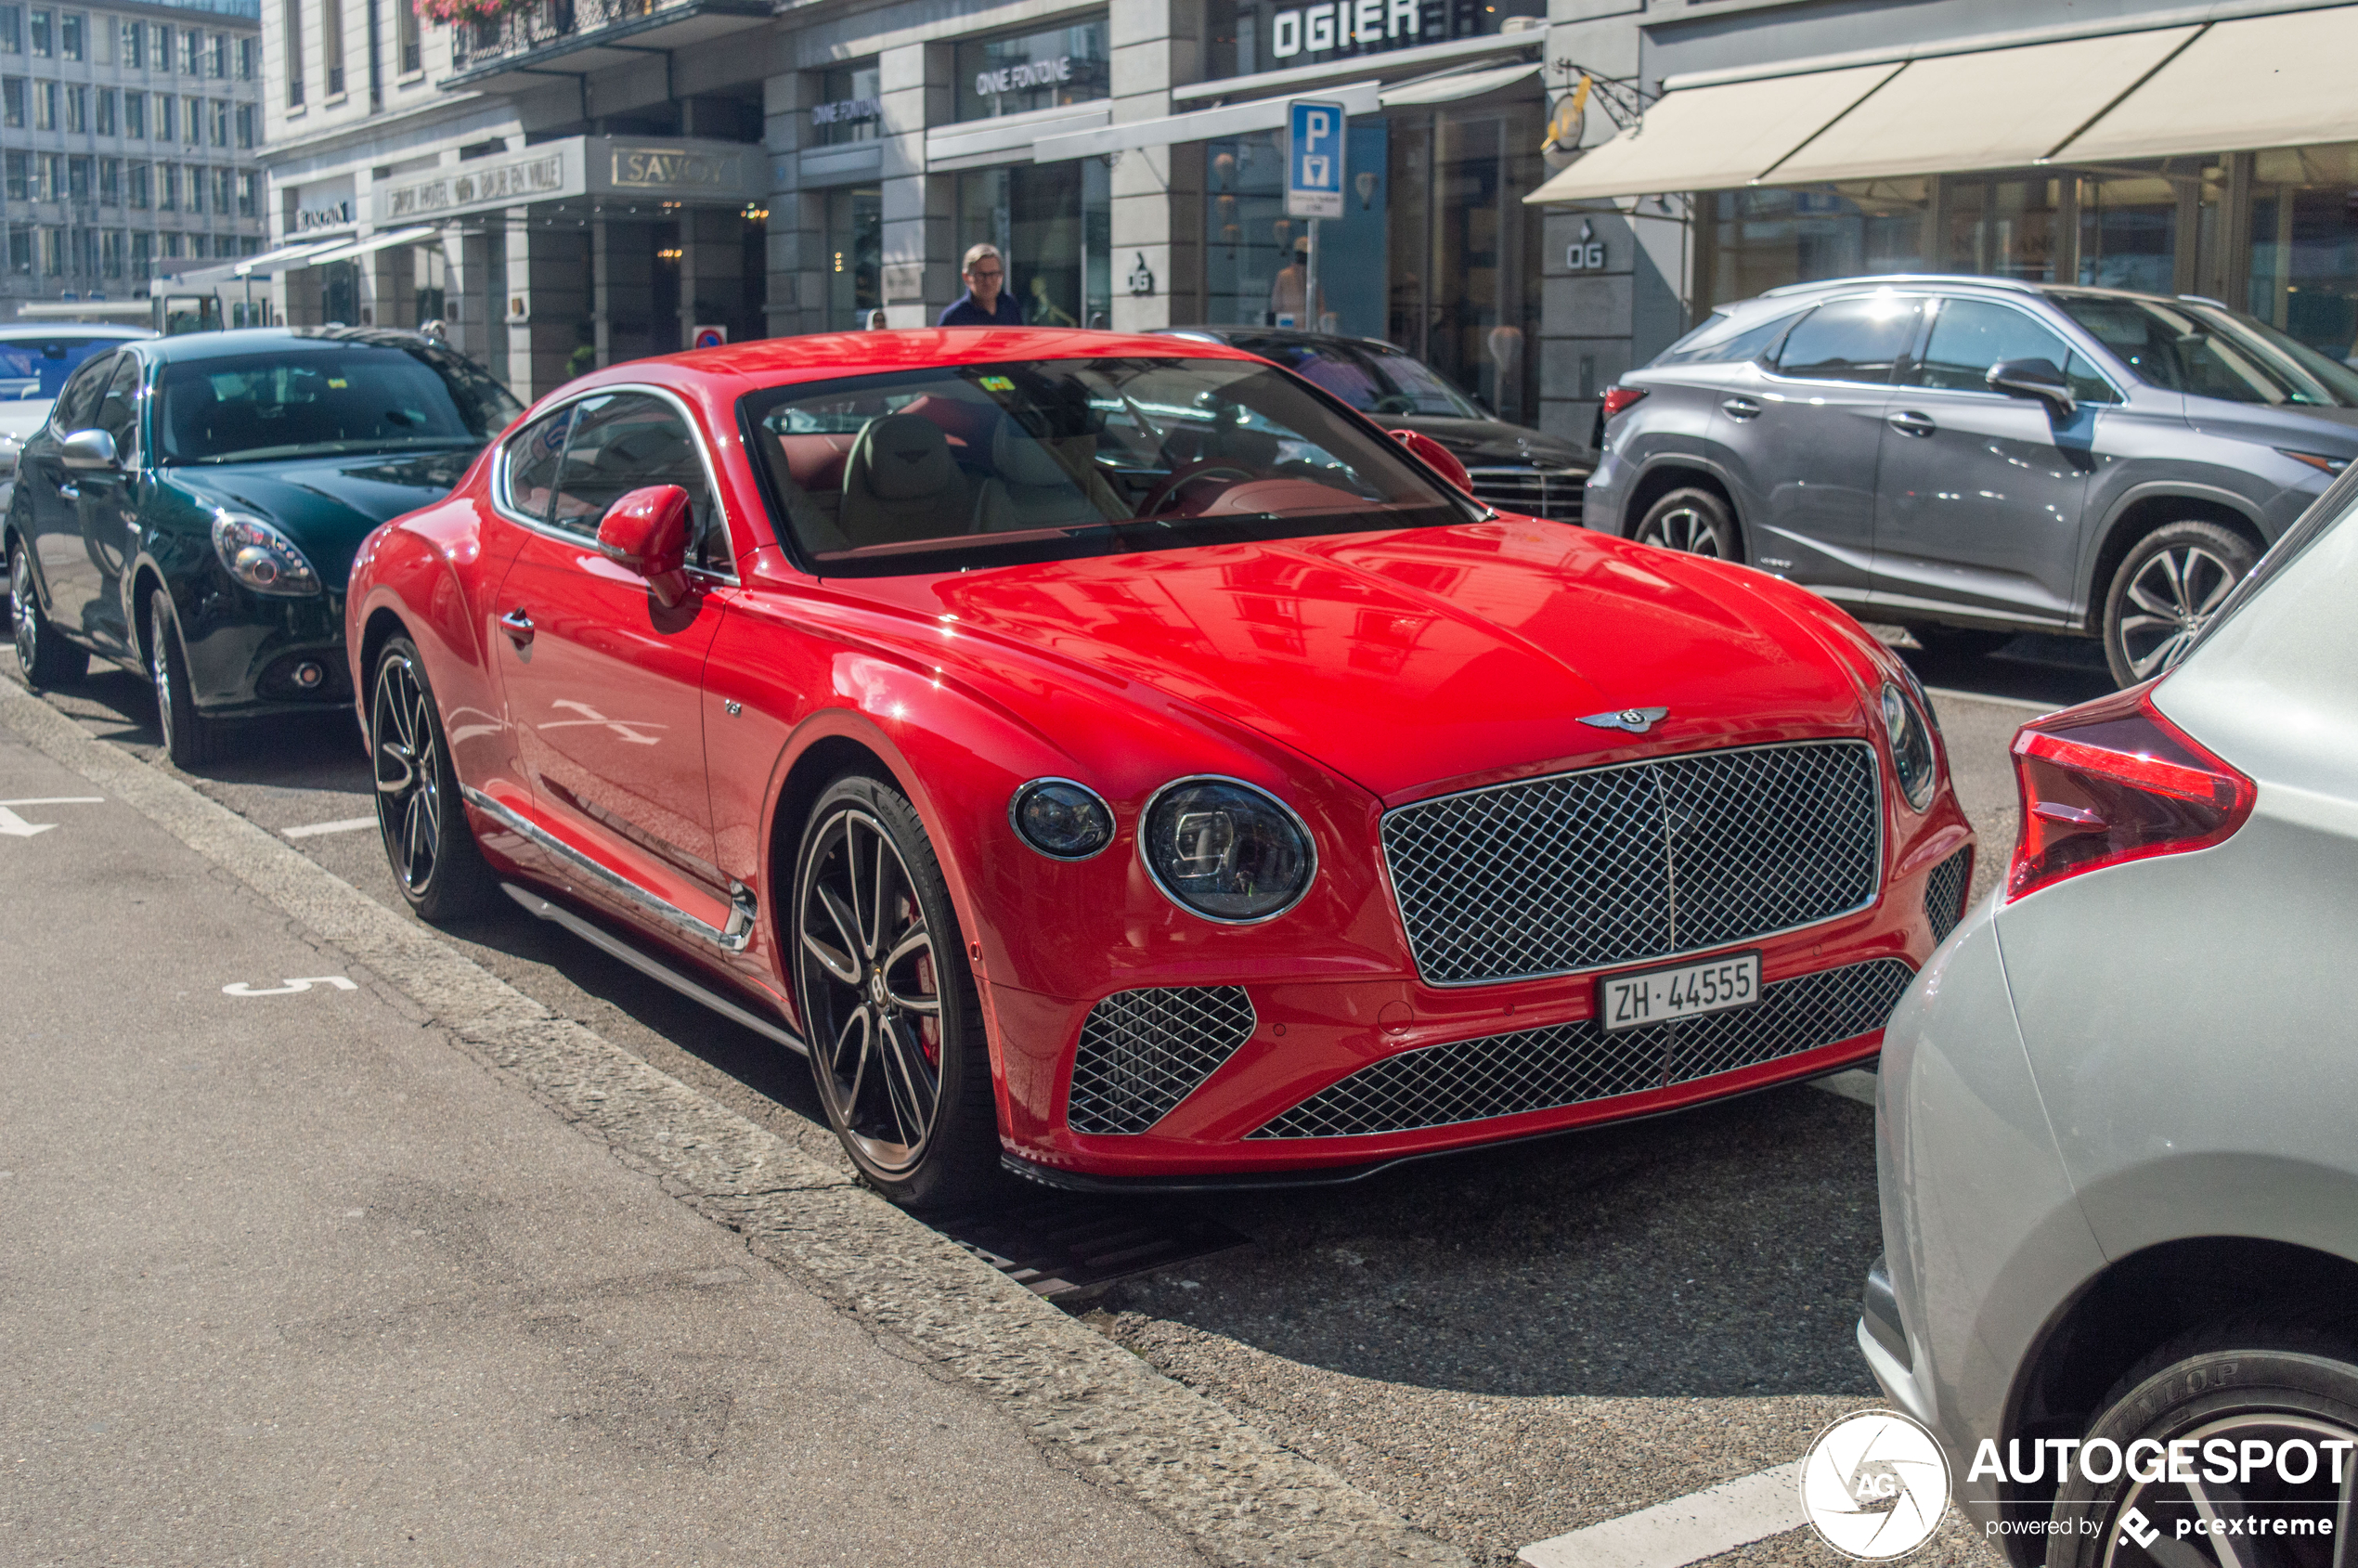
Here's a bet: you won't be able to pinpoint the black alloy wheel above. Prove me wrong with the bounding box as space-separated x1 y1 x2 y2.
1633 486 1742 560
10 535 86 686
369 635 497 922
2045 1323 2358 1568
793 772 998 1209
145 590 220 769
2104 521 2258 688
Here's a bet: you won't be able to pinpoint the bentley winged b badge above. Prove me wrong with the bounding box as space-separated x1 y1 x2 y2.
1579 707 1670 735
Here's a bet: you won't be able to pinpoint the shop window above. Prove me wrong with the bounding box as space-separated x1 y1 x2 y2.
1701 181 1928 307
2248 144 2358 364
1207 0 1539 79
811 62 879 147
1205 123 1389 339
824 183 880 330
956 162 1109 330
954 19 1108 121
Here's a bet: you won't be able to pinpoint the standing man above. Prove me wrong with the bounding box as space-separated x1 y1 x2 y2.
939 243 1027 327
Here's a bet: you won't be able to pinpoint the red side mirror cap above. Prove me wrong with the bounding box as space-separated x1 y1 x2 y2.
1390 427 1473 498
596 484 693 603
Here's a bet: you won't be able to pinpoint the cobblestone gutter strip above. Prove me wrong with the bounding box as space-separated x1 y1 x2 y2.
0 677 1465 1568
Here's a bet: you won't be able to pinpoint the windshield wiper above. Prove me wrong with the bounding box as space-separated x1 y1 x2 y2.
175 435 482 465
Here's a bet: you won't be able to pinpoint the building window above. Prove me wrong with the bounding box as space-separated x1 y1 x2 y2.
159 162 176 211
95 84 111 133
282 1 300 105
122 88 141 136
811 63 882 148
151 21 168 70
2 77 21 128
209 31 223 75
208 97 225 145
40 226 60 274
116 17 136 67
237 35 252 78
8 227 29 272
210 164 227 213
396 0 419 74
236 169 254 216
62 82 81 132
179 27 195 72
319 0 341 96
65 154 85 201
27 6 46 55
154 92 171 141
953 20 1109 122
129 229 149 279
97 156 115 203
58 8 76 58
188 164 203 212
234 100 253 147
100 227 120 275
0 7 19 54
161 229 179 258
126 161 146 207
2 151 22 201
32 77 51 129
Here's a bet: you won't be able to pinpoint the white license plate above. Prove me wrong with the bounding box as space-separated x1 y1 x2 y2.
1598 952 1762 1033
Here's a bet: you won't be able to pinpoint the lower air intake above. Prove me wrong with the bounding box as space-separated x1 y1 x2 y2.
1924 848 1973 943
1068 986 1257 1136
1250 958 1913 1140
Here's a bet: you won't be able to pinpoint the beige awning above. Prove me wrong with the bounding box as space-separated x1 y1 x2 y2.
2053 7 2358 162
1522 63 1897 205
289 226 441 268
1766 27 2199 186
1380 61 1538 108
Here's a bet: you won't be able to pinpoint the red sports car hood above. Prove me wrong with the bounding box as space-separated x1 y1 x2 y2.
873 521 1876 802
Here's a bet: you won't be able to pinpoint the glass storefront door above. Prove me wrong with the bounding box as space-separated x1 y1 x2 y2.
956 162 1109 328
2249 144 2358 363
1204 122 1387 337
826 185 881 330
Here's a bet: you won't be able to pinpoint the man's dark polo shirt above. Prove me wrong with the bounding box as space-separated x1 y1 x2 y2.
938 292 1027 327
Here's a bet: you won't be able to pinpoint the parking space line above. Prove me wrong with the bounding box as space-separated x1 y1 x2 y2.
1809 1069 1879 1107
281 816 379 839
1518 1462 1805 1568
1923 686 2058 715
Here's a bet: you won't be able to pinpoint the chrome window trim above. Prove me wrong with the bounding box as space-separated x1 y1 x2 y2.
1379 738 1886 988
488 380 742 585
1137 772 1319 926
461 784 758 952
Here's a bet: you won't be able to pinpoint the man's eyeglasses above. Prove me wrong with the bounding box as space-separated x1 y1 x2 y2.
968 267 1003 280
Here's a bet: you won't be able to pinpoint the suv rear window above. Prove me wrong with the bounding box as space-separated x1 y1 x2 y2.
1652 309 1802 368
1771 296 1924 384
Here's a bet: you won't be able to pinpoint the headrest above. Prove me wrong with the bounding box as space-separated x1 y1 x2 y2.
851 413 955 500
992 418 1072 488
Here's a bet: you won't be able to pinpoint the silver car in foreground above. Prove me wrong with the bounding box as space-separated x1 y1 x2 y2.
1863 471 2358 1564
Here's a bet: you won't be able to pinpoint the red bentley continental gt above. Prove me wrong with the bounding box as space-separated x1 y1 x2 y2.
346 330 1974 1207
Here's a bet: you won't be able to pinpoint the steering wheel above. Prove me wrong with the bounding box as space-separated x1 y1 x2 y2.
1139 461 1254 518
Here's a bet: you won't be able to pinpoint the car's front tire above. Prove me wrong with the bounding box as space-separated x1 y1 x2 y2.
2045 1322 2358 1568
2102 521 2257 688
369 635 498 923
792 771 999 1211
10 535 87 687
1631 486 1741 560
145 590 219 768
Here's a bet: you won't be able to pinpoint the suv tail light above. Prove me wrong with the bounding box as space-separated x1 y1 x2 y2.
2007 683 2255 902
1601 386 1649 419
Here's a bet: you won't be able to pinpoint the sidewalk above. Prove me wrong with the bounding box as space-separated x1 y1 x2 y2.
0 720 1202 1565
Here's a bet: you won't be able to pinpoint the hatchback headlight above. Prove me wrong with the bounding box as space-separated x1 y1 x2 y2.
1881 681 1937 812
212 512 322 597
1141 776 1315 923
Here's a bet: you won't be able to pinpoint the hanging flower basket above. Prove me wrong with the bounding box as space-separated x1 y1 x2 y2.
421 0 522 27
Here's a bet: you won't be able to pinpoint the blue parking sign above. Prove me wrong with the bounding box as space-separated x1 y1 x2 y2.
1287 99 1347 219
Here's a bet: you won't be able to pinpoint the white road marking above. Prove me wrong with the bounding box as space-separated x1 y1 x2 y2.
1520 1461 1807 1568
281 815 379 839
0 797 104 836
1809 1069 1880 1108
222 976 359 996
1923 685 2059 715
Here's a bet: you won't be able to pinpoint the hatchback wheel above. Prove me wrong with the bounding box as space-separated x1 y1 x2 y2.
793 772 999 1210
146 591 220 768
1632 486 1741 560
10 535 86 687
370 636 497 923
2103 522 2257 687
2044 1323 2358 1568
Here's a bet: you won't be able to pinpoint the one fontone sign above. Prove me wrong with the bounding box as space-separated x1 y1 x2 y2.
975 55 1071 97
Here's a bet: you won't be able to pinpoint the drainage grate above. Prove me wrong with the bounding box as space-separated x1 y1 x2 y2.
1924 847 1973 943
929 1195 1252 1302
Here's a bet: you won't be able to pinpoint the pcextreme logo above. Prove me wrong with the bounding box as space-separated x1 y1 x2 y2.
1800 1410 1953 1560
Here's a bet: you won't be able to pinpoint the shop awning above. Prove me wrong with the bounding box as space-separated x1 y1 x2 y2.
233 239 344 278
2051 8 2358 163
1032 79 1381 163
1379 61 1538 108
285 226 441 269
1764 26 2199 186
1521 63 1897 205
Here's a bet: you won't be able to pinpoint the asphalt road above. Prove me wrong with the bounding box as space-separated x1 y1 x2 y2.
3 623 2109 1567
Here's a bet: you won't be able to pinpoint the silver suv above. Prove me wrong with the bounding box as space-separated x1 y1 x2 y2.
1584 276 2358 685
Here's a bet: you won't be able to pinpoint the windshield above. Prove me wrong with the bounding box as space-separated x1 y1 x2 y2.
0 337 125 397
743 356 1481 577
1229 338 1486 419
154 343 523 464
2049 293 2358 407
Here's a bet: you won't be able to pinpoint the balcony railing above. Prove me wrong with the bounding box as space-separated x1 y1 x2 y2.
448 0 760 73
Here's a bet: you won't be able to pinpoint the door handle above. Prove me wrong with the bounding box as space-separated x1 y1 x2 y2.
1721 396 1763 421
56 482 78 499
1887 410 1938 437
499 607 534 645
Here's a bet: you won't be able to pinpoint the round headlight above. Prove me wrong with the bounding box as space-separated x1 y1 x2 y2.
1880 682 1937 812
1140 776 1315 923
1009 778 1115 860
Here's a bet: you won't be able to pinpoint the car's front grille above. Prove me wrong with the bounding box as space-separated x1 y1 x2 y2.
1067 986 1257 1136
1250 957 1912 1139
1924 847 1973 943
1381 741 1882 987
1466 465 1587 525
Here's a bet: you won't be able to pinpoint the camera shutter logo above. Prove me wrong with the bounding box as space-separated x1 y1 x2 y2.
1800 1410 1952 1559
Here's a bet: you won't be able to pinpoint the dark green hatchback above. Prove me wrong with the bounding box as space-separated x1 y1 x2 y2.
5 328 521 764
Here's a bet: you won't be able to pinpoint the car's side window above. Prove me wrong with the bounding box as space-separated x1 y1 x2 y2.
50 350 114 435
93 354 142 460
501 406 574 523
1916 300 2118 403
1769 297 1922 384
548 393 732 573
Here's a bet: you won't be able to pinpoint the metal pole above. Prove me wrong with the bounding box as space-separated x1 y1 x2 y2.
1304 217 1318 333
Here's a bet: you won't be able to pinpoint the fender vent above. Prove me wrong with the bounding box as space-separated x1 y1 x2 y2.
1924 848 1973 944
1067 986 1257 1136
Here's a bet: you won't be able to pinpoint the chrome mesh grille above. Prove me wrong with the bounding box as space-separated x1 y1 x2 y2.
1924 847 1973 944
1381 741 1882 987
1067 986 1257 1136
1466 465 1587 525
1250 957 1912 1139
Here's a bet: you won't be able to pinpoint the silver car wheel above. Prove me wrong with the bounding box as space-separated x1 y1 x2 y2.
2118 543 2239 681
9 542 34 674
2096 1411 2355 1568
148 608 176 756
1643 504 1727 558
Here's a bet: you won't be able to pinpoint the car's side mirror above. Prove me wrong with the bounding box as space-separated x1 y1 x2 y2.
1391 428 1475 498
1987 357 2076 419
595 484 693 607
60 428 121 472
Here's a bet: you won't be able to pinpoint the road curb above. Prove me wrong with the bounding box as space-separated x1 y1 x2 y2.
0 674 1467 1567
